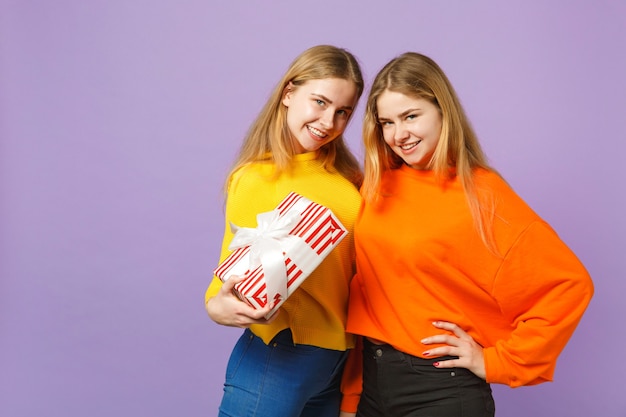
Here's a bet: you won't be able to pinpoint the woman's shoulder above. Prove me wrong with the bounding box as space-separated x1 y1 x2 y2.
229 160 275 184
474 168 523 197
474 168 543 223
474 167 506 184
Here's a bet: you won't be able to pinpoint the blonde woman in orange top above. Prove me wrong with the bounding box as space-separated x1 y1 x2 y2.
339 52 594 417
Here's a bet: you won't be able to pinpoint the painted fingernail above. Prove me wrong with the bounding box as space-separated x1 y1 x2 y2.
423 351 430 356
433 362 440 367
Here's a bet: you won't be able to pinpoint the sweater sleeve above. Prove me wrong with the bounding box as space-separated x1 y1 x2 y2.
204 216 231 304
484 220 594 386
340 336 363 413
204 173 244 304
204 210 236 304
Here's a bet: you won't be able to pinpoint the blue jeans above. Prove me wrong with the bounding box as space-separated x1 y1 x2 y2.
218 328 348 417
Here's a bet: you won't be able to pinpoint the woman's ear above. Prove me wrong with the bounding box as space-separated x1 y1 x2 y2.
282 82 294 106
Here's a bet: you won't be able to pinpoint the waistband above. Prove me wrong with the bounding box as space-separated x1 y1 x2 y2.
363 337 457 364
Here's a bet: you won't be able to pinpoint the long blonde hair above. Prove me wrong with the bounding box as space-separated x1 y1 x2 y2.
362 52 498 250
226 45 364 190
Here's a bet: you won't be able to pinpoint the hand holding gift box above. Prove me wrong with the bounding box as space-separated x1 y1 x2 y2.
213 192 348 319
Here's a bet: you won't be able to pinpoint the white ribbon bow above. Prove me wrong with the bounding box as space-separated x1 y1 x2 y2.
228 209 302 303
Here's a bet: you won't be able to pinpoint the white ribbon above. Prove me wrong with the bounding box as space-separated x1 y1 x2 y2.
228 209 302 302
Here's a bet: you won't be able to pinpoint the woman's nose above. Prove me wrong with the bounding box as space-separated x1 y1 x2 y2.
394 124 409 142
319 110 335 130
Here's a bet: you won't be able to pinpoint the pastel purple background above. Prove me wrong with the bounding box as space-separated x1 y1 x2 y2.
1 1 624 416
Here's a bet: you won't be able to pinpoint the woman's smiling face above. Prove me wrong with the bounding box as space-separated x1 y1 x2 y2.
282 78 357 154
376 90 442 170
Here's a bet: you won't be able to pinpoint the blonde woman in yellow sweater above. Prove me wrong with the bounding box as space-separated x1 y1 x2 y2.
205 45 364 417
340 52 594 417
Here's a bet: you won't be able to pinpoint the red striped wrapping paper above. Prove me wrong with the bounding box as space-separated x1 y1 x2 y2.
213 192 347 319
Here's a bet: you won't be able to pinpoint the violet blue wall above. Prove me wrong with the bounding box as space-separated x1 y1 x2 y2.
1 1 624 416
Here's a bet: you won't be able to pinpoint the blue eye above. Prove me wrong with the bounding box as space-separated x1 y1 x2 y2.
316 99 325 106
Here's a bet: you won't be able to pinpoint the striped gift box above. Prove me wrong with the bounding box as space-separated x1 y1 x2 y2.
213 192 347 319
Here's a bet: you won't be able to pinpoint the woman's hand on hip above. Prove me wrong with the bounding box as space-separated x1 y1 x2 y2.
421 321 486 380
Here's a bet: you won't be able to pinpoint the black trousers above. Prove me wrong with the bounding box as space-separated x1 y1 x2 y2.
357 338 495 417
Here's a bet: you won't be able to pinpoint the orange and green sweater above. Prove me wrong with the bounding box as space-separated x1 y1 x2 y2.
341 165 594 411
206 152 362 350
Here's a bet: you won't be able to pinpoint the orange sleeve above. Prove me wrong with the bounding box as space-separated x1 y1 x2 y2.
484 221 594 386
340 336 363 413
